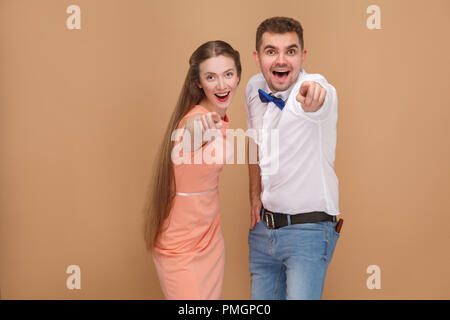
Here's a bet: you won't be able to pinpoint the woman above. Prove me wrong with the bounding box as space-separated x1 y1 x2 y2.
143 40 241 299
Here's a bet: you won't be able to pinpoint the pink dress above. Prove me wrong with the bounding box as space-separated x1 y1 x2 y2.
152 105 231 299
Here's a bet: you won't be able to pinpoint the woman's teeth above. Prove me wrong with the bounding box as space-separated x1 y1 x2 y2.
215 92 229 98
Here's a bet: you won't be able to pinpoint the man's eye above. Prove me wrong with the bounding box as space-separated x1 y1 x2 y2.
288 49 296 55
266 50 275 55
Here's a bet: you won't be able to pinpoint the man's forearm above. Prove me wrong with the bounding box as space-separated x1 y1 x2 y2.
248 141 262 203
249 163 261 202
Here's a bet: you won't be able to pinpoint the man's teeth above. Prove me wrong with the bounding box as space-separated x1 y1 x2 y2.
273 71 289 76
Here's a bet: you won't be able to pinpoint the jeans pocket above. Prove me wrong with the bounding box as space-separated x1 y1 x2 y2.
284 225 328 261
326 222 339 264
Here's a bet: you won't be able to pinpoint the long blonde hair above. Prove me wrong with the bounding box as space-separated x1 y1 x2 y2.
143 40 242 251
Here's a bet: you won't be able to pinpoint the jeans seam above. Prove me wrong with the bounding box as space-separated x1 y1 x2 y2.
274 264 285 298
324 226 330 263
325 222 337 263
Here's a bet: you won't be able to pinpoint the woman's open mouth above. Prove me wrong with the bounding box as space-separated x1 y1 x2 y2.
214 91 230 102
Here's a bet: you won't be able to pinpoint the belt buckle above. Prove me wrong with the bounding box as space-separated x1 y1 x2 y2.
264 211 275 229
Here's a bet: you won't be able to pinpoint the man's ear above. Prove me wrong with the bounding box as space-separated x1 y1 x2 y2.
302 49 307 63
253 50 261 69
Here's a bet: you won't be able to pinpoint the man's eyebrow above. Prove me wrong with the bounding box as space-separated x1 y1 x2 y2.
263 45 276 51
263 44 299 50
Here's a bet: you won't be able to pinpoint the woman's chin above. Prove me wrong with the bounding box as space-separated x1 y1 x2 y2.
207 100 231 112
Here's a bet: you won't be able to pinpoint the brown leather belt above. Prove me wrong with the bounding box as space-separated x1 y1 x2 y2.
262 206 336 230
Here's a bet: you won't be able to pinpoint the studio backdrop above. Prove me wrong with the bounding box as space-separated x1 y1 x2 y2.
1 0 449 299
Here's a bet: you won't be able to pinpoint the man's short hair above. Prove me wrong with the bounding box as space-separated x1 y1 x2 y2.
256 17 304 52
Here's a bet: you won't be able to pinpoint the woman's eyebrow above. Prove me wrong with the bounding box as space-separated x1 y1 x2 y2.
204 69 234 76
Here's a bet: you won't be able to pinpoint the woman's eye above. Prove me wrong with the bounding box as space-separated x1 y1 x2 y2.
207 75 215 80
225 72 233 78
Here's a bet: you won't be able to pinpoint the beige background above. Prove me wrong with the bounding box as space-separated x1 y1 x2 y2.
1 0 450 299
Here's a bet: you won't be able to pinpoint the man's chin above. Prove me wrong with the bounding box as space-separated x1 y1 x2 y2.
269 81 291 93
266 71 300 92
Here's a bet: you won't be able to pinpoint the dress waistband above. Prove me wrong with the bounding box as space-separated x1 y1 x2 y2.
175 187 217 196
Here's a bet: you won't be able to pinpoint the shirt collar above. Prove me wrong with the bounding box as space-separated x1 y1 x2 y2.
263 68 305 101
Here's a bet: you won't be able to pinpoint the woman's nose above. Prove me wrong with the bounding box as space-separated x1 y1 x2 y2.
216 77 226 90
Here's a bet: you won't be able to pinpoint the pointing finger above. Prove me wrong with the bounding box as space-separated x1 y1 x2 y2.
205 113 216 129
299 81 310 98
296 91 306 104
210 112 223 129
201 115 209 133
305 83 315 106
194 119 203 133
319 87 327 106
313 83 321 104
211 112 220 122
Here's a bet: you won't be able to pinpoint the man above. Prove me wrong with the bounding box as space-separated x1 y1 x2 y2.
246 16 343 300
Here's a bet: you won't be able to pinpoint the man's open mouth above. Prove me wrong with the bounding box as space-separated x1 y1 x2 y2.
272 71 290 80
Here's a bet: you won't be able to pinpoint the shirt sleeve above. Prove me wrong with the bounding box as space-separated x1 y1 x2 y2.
289 74 338 121
245 76 258 129
245 74 265 142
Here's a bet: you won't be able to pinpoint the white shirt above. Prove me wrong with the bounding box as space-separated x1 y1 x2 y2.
245 69 340 215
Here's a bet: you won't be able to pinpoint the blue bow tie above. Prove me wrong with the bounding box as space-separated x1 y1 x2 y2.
258 89 286 110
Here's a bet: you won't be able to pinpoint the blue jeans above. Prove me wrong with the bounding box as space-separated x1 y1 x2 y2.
248 209 340 300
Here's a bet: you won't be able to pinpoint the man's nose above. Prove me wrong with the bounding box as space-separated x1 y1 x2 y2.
275 52 287 65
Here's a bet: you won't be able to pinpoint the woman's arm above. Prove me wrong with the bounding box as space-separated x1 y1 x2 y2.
182 112 223 152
